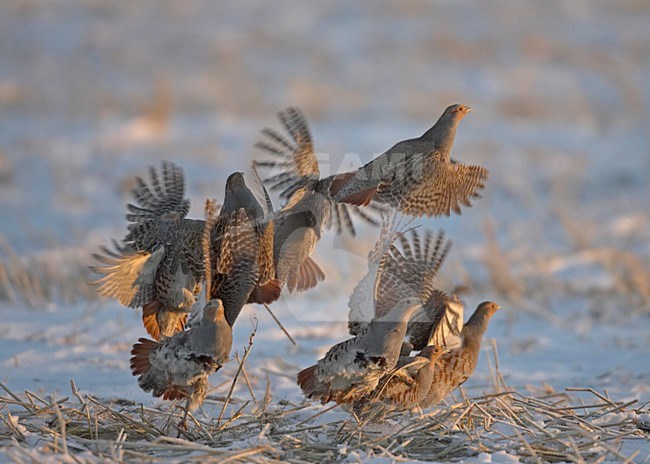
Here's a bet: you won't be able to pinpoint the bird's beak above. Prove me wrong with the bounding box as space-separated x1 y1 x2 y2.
466 107 473 112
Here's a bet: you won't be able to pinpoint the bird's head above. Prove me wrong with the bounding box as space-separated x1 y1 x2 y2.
225 172 247 192
419 344 447 361
477 301 501 318
443 104 473 121
203 299 225 322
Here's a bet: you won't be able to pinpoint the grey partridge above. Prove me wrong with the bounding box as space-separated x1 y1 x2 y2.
418 300 501 408
130 206 260 410
332 104 489 217
297 297 424 405
130 298 232 413
297 217 450 406
92 162 277 339
354 344 446 415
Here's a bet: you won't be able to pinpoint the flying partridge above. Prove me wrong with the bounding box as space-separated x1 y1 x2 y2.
129 205 261 409
272 185 329 293
207 207 261 327
332 104 489 217
256 107 371 293
297 217 450 406
92 162 277 339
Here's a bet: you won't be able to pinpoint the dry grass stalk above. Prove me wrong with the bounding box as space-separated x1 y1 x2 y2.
263 303 297 346
1 370 647 463
217 322 258 427
234 352 257 403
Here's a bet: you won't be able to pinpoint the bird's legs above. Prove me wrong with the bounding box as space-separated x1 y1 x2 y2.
177 397 191 435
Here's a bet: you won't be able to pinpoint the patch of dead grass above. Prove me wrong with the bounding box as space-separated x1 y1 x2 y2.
1 343 647 463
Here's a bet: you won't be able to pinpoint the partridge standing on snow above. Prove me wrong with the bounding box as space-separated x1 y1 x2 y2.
297 296 424 405
364 229 501 407
416 300 501 408
130 299 232 412
332 104 489 217
353 344 447 416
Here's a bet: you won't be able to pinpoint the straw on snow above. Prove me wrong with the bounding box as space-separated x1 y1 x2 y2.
1 344 647 463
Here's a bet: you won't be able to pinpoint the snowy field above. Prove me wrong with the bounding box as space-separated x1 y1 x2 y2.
1 1 649 462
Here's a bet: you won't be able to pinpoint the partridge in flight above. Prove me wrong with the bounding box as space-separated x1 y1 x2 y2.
92 162 278 339
332 104 489 217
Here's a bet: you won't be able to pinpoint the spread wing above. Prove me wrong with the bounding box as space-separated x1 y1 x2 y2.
254 106 385 236
347 211 403 335
91 240 163 308
248 164 275 215
426 297 464 350
254 106 319 198
92 161 199 308
407 291 464 351
125 161 191 251
373 228 451 321
377 155 489 217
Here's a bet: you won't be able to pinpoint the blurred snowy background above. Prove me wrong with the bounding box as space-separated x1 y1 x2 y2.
0 0 649 459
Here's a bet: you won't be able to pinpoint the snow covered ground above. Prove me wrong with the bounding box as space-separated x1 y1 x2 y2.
1 1 649 462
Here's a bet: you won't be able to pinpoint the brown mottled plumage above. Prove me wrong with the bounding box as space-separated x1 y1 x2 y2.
220 171 280 307
130 298 232 413
332 104 489 217
353 345 446 416
208 208 261 326
297 297 424 405
297 217 451 407
130 206 260 428
92 162 276 339
418 301 501 408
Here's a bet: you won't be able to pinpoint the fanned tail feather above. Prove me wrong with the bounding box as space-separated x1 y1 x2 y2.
250 278 282 304
162 386 188 401
287 256 325 293
129 337 160 376
297 364 332 403
142 301 162 341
